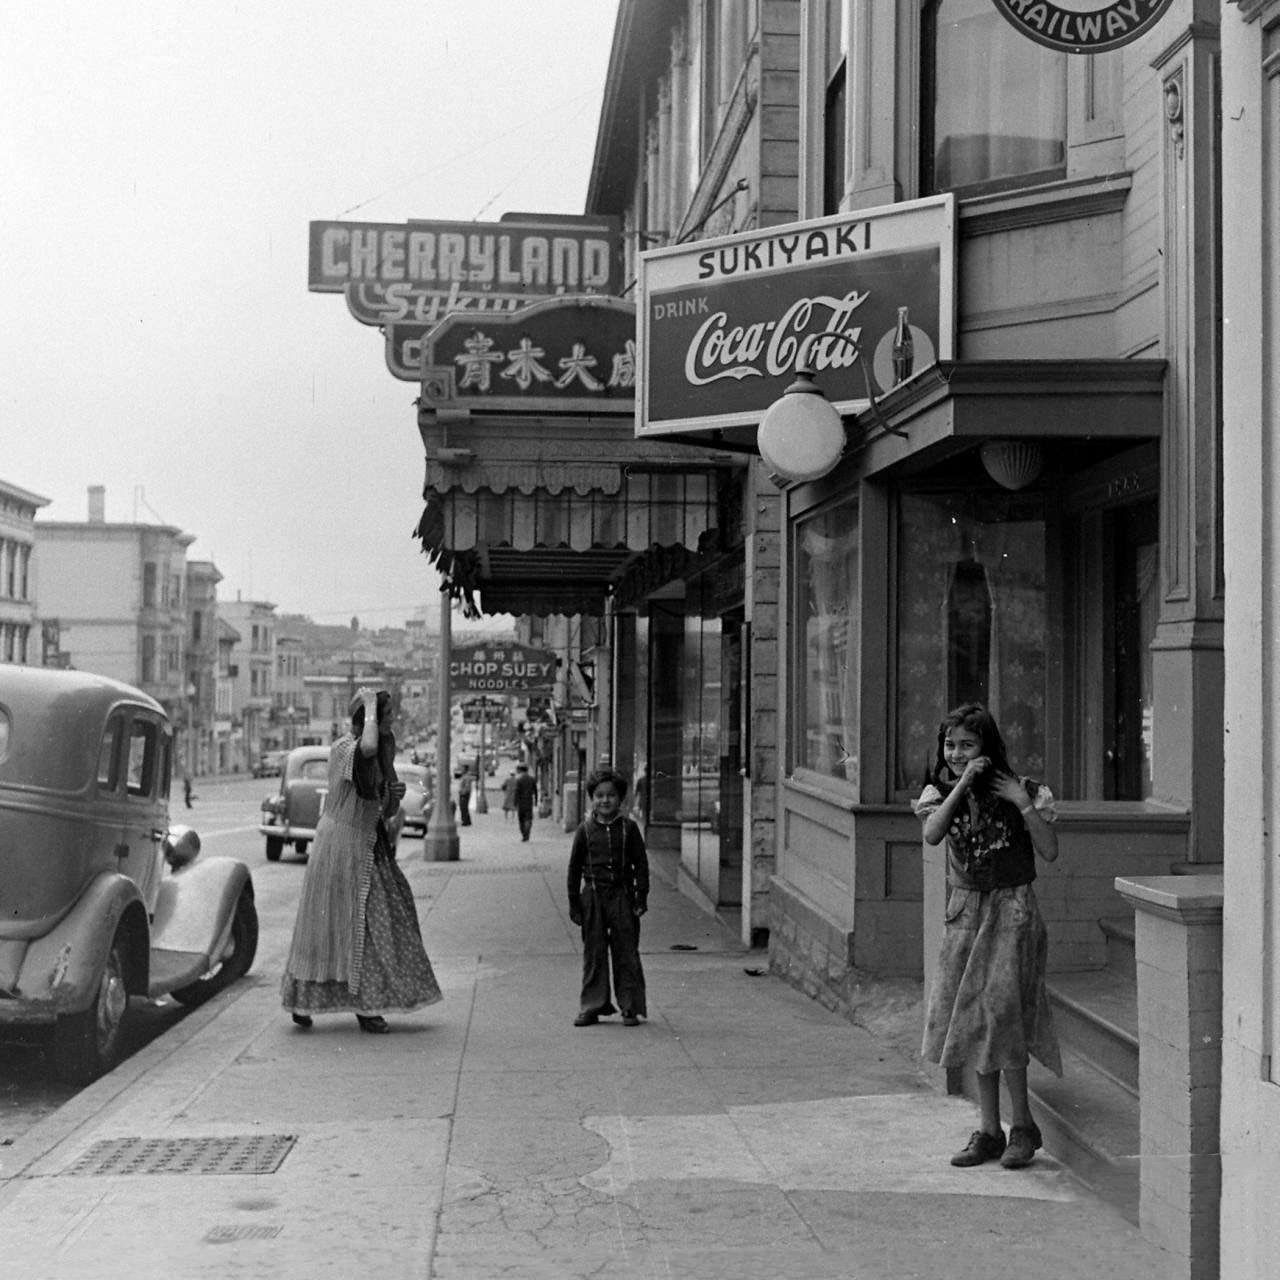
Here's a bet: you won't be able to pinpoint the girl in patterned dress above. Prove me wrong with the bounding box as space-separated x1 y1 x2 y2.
281 688 442 1033
914 702 1060 1170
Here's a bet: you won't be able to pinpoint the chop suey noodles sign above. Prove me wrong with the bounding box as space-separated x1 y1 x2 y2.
635 196 955 438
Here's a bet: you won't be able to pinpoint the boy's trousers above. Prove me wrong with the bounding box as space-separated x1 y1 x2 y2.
578 882 647 1018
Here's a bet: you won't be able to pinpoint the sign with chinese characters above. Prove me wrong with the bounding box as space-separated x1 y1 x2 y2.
990 0 1174 53
635 196 955 438
460 696 509 724
308 213 623 382
419 295 636 414
450 643 558 693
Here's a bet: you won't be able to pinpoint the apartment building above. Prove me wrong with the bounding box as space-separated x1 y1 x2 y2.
220 596 278 773
0 478 49 666
36 486 195 723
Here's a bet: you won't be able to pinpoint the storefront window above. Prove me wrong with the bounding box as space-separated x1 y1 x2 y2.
793 496 860 785
649 603 684 827
1105 500 1158 799
923 0 1066 194
895 491 1047 792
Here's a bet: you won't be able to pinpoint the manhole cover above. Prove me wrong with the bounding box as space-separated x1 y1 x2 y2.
65 1134 296 1177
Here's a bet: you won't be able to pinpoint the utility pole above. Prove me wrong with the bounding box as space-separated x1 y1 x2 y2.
475 698 489 813
422 585 459 861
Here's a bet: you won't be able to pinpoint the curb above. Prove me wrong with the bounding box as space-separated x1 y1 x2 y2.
0 975 259 1184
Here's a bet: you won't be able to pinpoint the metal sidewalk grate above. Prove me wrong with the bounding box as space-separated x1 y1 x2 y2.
64 1134 296 1177
420 862 548 874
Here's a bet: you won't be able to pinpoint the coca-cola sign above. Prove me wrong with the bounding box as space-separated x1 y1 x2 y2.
636 196 955 438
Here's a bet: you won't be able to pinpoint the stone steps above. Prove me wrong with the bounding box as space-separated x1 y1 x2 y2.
1028 1045 1141 1225
1030 918 1140 1221
1047 966 1139 1094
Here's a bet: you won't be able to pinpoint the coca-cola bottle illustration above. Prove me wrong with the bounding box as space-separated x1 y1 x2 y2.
891 306 914 384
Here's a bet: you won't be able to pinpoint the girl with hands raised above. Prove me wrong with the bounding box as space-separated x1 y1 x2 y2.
914 702 1060 1170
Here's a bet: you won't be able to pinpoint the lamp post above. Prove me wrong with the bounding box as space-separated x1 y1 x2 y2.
756 332 905 486
186 681 197 777
475 699 489 814
422 584 459 861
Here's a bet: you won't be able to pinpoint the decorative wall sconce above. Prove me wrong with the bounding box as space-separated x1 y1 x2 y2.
756 333 906 487
756 367 847 486
979 440 1044 491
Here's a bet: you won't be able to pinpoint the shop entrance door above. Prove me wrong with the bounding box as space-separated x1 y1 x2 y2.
718 611 744 908
1063 443 1161 798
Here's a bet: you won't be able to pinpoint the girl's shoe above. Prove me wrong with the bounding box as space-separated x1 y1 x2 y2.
573 1012 598 1027
950 1129 1006 1166
621 1012 640 1027
356 1015 390 1034
1000 1123 1042 1168
291 1013 313 1029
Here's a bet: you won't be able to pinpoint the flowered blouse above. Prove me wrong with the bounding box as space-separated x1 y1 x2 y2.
912 777 1056 892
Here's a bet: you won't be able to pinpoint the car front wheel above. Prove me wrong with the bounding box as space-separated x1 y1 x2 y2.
53 932 130 1085
265 835 283 861
172 887 259 1007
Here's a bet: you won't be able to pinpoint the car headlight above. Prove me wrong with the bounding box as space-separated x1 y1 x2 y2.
164 826 202 870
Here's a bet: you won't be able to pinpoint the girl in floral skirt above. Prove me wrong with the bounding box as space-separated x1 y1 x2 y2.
914 702 1061 1170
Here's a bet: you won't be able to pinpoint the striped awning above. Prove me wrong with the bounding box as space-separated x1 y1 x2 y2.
414 464 726 617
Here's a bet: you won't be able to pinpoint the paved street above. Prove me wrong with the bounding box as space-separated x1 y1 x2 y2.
0 798 1170 1279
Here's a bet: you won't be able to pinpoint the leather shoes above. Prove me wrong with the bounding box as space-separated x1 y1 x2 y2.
621 1012 640 1027
573 1012 598 1027
1000 1123 1042 1168
950 1129 1006 1167
356 1015 390 1034
291 1013 313 1029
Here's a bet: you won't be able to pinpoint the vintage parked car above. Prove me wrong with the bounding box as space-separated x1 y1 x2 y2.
251 749 284 778
259 744 404 861
395 761 434 836
0 667 258 1084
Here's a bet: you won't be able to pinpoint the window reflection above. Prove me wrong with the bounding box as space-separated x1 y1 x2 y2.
925 0 1066 193
794 497 860 784
895 491 1047 791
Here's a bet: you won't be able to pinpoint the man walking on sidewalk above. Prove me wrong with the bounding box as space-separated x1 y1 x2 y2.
457 765 474 826
513 762 537 841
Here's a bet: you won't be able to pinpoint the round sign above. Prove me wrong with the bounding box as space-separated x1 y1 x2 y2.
990 0 1175 55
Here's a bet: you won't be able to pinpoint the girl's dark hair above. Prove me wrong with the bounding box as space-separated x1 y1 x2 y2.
351 690 391 733
925 702 1014 791
585 767 628 800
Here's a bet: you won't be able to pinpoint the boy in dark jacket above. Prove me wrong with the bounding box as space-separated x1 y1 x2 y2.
567 767 649 1027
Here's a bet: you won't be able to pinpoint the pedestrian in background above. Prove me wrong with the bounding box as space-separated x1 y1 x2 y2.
281 687 442 1034
567 767 648 1027
914 701 1060 1170
457 764 473 826
512 762 537 841
182 767 195 809
501 767 517 823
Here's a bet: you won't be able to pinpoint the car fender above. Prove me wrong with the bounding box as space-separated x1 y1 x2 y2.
13 872 149 1016
150 856 253 957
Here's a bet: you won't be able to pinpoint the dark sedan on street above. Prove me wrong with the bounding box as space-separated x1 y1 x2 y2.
0 667 258 1083
259 745 403 861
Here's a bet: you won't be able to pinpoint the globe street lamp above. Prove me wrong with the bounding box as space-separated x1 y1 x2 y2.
756 331 907 487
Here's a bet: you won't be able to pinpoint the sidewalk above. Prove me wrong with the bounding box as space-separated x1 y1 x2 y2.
0 807 1170 1280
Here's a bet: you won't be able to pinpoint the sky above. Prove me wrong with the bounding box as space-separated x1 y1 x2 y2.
0 1 619 628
